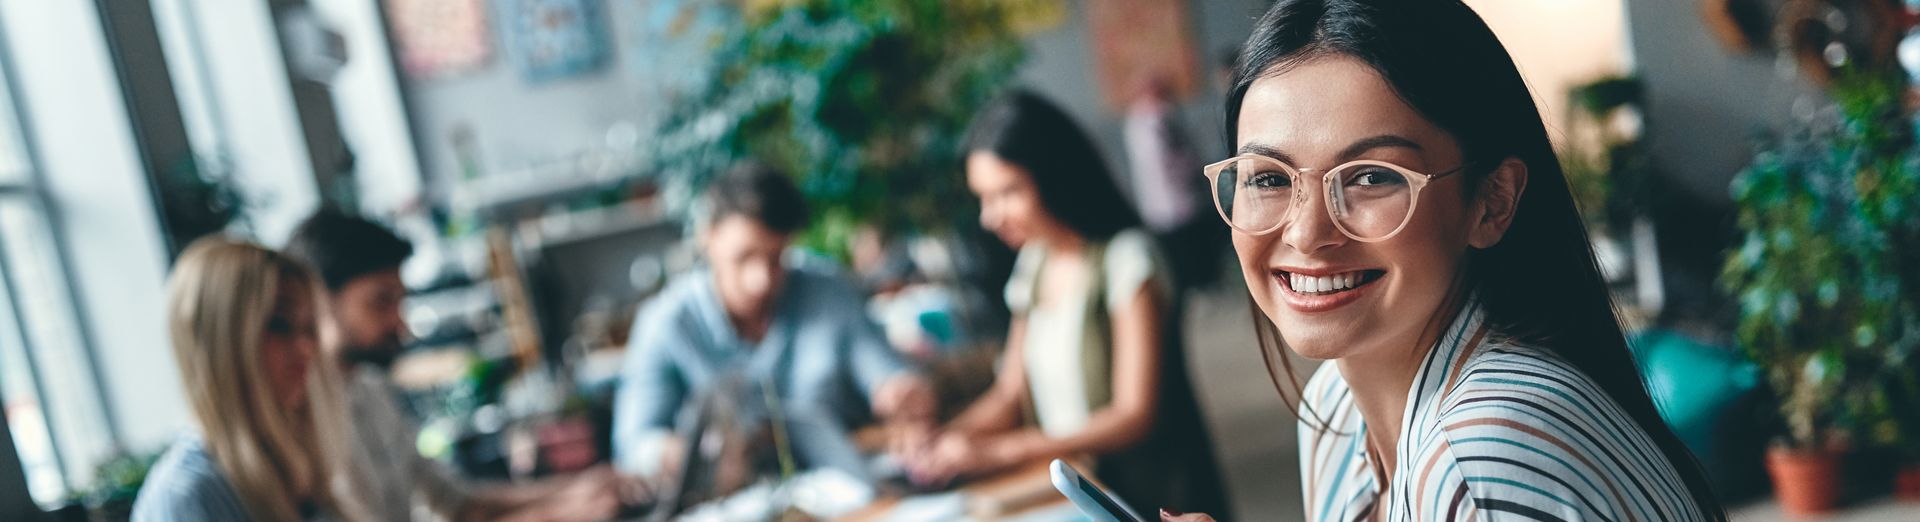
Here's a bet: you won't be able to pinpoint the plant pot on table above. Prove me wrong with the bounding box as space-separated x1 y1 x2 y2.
1766 445 1847 515
1895 462 1920 501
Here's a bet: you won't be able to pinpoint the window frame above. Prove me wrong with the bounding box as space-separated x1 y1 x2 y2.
0 7 126 507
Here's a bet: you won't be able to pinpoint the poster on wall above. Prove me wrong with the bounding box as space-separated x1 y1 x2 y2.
384 0 494 80
506 0 613 83
1086 0 1200 111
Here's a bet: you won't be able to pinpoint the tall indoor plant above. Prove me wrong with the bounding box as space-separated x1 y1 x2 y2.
1722 70 1920 514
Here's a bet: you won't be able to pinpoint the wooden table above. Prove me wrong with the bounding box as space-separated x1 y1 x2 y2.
836 461 1072 521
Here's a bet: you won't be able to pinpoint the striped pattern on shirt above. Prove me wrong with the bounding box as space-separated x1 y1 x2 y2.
1297 300 1704 522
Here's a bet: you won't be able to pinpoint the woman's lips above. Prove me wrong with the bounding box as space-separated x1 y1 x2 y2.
1271 269 1384 313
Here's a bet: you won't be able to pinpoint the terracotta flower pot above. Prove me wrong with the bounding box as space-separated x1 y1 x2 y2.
1895 464 1920 501
1766 447 1844 515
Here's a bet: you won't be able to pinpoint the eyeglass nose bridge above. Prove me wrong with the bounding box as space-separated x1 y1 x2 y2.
1276 168 1344 233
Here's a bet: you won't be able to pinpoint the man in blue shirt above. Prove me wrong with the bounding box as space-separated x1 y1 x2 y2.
613 163 935 482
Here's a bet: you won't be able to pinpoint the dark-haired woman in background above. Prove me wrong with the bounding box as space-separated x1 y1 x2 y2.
1167 0 1723 521
897 90 1227 515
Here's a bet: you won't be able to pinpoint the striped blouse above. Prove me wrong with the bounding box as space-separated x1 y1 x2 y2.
1298 300 1704 522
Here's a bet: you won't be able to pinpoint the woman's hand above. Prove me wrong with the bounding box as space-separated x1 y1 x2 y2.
1159 509 1216 522
903 432 979 485
491 466 623 522
904 431 1029 485
886 422 937 462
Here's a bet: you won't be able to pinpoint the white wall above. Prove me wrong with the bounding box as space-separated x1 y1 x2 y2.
313 0 425 217
0 0 185 459
153 0 321 246
1463 0 1633 145
1015 0 1272 196
401 0 663 198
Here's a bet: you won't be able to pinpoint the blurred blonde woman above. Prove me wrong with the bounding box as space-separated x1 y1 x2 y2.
133 238 372 521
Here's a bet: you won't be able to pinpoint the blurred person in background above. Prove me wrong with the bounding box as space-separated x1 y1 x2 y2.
1123 77 1229 289
897 90 1227 515
285 211 623 521
612 163 936 484
132 238 375 521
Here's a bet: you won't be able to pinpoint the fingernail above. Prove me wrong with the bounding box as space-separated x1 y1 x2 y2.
1161 508 1184 519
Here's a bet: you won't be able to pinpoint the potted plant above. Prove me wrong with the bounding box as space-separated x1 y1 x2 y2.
1879 361 1920 500
638 0 1054 260
1722 70 1920 515
1827 70 1920 502
70 449 162 522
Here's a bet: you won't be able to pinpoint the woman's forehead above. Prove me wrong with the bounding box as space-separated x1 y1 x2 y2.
1236 56 1454 163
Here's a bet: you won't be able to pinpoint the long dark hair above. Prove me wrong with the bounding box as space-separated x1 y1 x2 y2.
966 89 1142 242
1226 0 1725 518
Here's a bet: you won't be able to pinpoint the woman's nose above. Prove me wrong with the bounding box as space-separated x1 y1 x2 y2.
1281 184 1348 255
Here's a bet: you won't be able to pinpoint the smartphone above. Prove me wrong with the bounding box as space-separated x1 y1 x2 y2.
1049 459 1147 522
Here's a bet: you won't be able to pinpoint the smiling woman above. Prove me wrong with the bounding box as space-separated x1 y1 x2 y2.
1165 1 1727 521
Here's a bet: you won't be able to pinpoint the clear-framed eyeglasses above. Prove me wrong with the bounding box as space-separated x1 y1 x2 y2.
1200 154 1471 242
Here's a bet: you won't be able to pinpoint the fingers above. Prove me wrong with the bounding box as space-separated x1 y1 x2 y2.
902 435 966 485
887 425 931 461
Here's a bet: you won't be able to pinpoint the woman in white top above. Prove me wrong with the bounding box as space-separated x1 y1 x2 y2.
898 90 1227 515
1166 1 1724 521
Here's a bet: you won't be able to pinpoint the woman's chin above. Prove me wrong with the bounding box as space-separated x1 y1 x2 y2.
1283 341 1346 361
994 231 1026 248
1276 321 1364 361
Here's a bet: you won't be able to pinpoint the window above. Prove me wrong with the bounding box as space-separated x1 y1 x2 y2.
0 27 118 508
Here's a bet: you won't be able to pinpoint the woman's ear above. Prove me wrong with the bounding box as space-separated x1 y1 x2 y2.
1468 157 1527 249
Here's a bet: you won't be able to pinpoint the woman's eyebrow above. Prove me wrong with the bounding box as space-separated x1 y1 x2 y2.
1338 134 1423 160
1237 135 1422 166
1236 143 1297 164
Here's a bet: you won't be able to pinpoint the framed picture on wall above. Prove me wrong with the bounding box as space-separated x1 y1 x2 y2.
385 0 494 80
505 0 612 83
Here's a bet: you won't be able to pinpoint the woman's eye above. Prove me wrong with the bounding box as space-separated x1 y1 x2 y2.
266 317 292 335
1247 172 1292 189
1349 168 1408 187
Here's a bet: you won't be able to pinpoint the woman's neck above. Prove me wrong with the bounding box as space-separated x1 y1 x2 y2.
1336 344 1424 482
1334 301 1464 485
1040 227 1087 254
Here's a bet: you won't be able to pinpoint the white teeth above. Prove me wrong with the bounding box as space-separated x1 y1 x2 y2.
1290 271 1370 294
